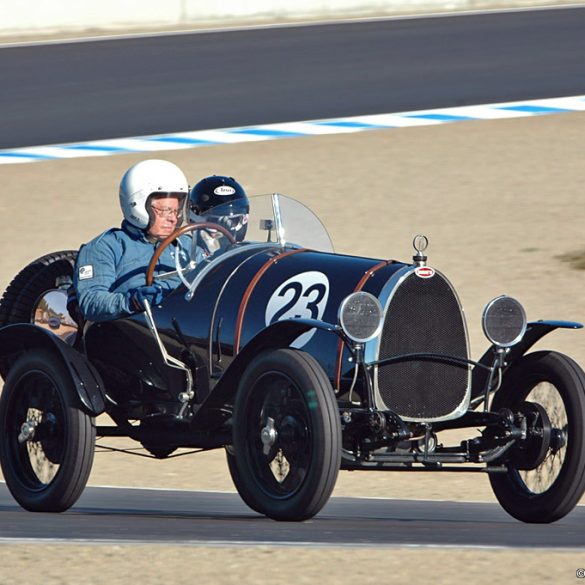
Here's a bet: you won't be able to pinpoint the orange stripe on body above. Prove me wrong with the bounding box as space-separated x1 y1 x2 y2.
334 260 392 391
233 249 307 353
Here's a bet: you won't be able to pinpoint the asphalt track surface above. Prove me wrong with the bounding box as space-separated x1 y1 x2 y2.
1 483 584 548
2 5 585 149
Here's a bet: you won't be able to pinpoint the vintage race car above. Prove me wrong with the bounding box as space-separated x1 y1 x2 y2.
1 193 584 523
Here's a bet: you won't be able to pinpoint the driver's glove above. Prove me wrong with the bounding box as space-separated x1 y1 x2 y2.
129 284 163 312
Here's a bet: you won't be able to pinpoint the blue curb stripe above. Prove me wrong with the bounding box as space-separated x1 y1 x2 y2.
496 105 573 113
147 136 218 145
0 151 56 159
1 94 584 165
405 113 475 121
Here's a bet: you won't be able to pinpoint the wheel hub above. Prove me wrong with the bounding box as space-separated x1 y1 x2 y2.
278 415 306 459
550 427 567 453
511 401 552 470
18 420 38 444
261 417 277 455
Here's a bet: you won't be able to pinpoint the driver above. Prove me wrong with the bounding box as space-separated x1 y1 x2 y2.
188 175 250 257
73 159 190 322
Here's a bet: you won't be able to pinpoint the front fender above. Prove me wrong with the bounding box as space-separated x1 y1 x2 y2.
192 318 341 430
0 323 107 415
471 320 583 400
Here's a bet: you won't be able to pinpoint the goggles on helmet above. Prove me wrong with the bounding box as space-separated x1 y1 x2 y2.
206 213 248 235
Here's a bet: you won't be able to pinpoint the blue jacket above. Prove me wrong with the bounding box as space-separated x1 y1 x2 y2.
74 220 190 322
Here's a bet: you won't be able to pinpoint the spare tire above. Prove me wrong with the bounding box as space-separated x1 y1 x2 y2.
0 250 78 328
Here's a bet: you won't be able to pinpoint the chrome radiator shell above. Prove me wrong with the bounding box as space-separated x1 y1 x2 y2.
367 266 471 422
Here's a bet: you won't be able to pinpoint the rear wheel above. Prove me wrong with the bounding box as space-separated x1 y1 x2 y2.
489 351 585 523
0 349 95 512
231 349 341 521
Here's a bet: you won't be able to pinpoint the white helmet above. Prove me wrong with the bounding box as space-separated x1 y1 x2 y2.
119 159 189 229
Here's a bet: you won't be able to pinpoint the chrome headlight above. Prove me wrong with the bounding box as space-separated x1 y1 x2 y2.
482 295 527 348
338 292 383 343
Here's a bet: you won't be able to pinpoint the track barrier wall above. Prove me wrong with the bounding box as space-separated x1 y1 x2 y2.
0 1 579 37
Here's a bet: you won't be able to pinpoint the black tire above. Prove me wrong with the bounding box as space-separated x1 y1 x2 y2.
0 250 77 327
232 348 341 521
489 351 585 523
0 349 95 512
225 447 263 514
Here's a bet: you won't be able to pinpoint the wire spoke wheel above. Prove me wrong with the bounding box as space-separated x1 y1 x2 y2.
489 351 585 523
231 349 340 521
16 384 64 487
0 350 95 512
516 384 566 494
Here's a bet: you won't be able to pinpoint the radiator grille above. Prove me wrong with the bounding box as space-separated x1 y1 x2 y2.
374 269 470 421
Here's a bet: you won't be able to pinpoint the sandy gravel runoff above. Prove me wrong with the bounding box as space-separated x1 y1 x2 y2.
2 112 585 582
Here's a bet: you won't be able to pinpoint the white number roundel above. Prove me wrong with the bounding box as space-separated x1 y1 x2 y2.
265 271 330 347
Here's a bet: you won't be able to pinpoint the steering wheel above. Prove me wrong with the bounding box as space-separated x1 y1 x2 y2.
146 222 236 286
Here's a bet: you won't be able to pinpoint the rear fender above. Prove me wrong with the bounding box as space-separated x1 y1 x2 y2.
192 318 340 429
0 323 107 415
471 320 583 400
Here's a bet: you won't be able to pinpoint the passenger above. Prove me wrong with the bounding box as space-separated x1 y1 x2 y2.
188 175 250 256
73 159 190 322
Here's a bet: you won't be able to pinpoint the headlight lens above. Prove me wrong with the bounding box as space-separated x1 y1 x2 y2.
339 292 383 343
482 295 527 347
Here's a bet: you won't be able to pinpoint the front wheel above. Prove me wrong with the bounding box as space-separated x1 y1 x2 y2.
231 349 341 521
489 351 585 523
0 349 96 512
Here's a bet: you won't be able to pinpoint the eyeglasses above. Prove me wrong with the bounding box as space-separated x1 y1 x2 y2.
151 205 181 218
